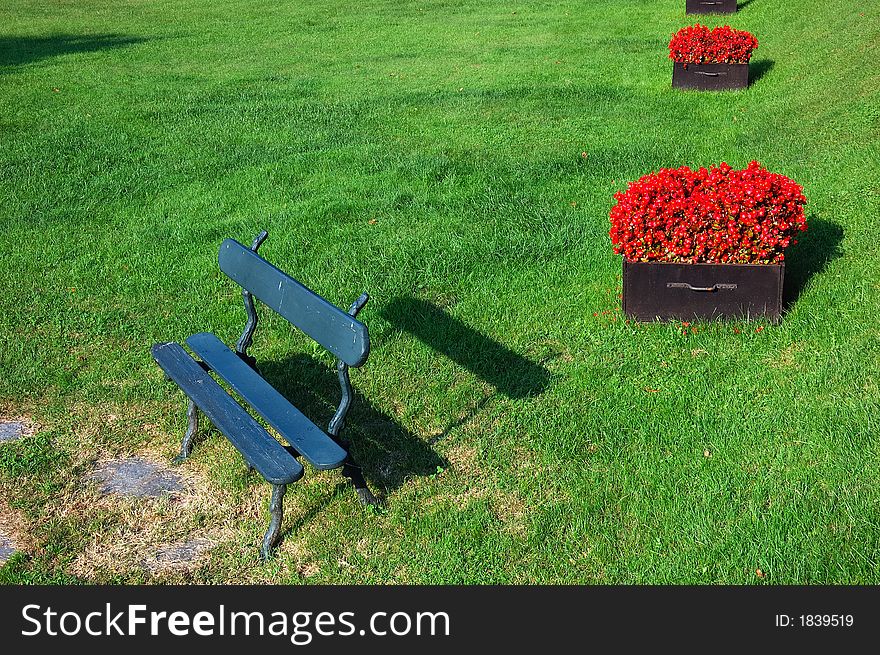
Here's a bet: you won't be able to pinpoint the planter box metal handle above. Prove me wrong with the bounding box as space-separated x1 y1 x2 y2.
694 71 726 77
666 282 738 292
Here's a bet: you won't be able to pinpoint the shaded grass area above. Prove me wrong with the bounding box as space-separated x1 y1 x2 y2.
0 34 151 68
0 0 878 583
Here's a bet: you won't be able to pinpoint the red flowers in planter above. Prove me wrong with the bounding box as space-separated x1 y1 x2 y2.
609 162 807 264
669 24 758 64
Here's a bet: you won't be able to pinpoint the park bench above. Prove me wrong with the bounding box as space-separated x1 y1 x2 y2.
151 231 376 559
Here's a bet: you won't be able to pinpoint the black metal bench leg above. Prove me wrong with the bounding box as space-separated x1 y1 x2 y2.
260 483 286 560
342 459 379 506
172 399 199 465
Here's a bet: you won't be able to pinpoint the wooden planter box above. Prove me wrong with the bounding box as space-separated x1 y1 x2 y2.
622 260 784 323
686 0 737 13
673 62 749 91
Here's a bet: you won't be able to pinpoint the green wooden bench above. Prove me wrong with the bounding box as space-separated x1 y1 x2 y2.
151 231 376 559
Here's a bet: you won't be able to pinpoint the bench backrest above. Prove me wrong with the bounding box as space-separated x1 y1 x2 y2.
218 238 370 368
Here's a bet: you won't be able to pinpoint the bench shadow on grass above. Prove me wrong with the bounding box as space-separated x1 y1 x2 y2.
0 34 149 69
749 60 774 86
258 355 447 505
783 216 844 310
381 297 550 400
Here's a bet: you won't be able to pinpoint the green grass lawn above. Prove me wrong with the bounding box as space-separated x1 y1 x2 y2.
1 0 878 584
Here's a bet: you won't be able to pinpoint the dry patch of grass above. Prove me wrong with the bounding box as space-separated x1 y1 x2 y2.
144 537 215 575
764 342 807 370
423 443 528 534
32 404 254 580
65 401 173 454
490 489 528 537
67 458 219 580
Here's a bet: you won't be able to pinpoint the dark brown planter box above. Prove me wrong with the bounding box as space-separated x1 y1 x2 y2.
622 260 783 323
673 62 749 91
686 0 737 13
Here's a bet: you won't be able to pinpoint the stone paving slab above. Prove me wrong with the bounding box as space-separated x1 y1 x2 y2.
0 531 16 563
0 420 29 443
90 457 186 498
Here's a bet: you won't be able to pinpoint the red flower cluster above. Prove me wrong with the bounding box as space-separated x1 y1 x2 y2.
609 162 807 264
669 24 758 64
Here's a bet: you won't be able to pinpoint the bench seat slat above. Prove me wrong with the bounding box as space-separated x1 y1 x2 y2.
218 239 369 368
186 332 348 471
151 342 304 485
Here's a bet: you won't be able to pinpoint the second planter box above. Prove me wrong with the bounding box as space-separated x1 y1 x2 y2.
622 260 784 323
686 0 737 13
